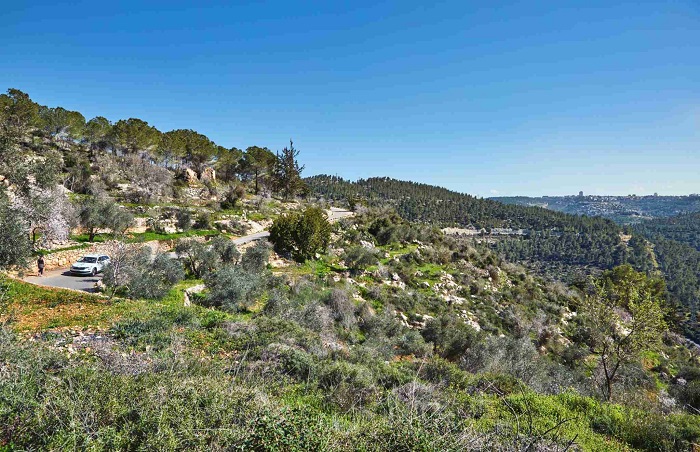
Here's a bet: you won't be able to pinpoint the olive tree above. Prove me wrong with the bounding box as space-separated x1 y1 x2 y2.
0 198 31 270
79 195 134 241
175 236 243 278
202 242 271 312
579 265 667 401
102 243 183 299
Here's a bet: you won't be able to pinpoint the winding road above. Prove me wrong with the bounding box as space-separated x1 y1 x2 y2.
23 208 352 293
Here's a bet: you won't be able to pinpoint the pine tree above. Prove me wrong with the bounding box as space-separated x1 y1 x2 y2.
273 140 305 200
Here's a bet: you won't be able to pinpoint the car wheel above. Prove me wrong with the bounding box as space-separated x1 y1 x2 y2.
91 267 97 276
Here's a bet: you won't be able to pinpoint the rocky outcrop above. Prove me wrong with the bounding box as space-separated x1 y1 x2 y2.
200 167 216 182
184 168 198 185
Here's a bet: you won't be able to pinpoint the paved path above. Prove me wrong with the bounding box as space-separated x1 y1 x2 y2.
22 208 353 293
232 230 269 244
327 207 354 221
24 270 103 293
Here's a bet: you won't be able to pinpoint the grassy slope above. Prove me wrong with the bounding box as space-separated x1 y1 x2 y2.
3 276 699 450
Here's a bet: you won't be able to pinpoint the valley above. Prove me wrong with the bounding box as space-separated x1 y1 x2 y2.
1 89 699 451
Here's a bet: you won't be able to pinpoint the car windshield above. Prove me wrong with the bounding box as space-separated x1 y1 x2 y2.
77 257 97 263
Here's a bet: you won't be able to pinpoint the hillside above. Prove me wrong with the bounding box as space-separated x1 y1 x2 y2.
306 175 700 342
634 212 700 251
493 195 700 224
3 211 700 450
2 90 700 450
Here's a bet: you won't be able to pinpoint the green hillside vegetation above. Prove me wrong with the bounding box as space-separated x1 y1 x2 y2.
2 90 700 450
306 175 700 341
634 212 700 251
3 210 700 449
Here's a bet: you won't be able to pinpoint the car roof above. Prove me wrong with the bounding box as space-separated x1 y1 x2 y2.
81 253 102 258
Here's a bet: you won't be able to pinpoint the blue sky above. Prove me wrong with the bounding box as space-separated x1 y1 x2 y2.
2 0 698 196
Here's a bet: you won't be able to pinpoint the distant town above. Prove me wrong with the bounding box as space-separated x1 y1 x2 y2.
492 193 700 223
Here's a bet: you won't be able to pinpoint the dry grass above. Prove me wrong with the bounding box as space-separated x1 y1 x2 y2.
2 278 117 331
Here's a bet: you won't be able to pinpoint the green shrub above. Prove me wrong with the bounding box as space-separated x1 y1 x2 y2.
263 289 292 317
240 407 329 451
176 208 192 231
263 343 317 380
419 357 471 390
269 207 331 262
393 330 433 358
421 314 480 361
204 265 262 312
318 360 373 391
343 246 379 275
324 289 356 328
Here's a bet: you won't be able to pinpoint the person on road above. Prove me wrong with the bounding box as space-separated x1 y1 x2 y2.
37 256 45 277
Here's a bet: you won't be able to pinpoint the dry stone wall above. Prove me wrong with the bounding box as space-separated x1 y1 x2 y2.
34 239 190 272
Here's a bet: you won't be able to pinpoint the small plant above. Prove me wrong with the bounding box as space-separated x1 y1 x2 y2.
175 208 192 231
194 212 212 229
146 217 167 234
342 246 379 275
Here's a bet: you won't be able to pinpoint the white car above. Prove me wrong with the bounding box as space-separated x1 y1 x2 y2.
70 254 110 276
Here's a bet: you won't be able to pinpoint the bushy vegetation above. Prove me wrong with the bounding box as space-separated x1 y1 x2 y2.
307 175 700 343
3 247 700 450
102 245 184 299
203 241 271 311
269 207 332 262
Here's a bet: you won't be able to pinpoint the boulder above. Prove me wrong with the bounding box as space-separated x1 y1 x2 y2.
184 168 198 185
201 167 216 182
359 240 376 250
185 284 206 295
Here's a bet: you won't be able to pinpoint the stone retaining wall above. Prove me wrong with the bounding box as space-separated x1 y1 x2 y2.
32 238 201 272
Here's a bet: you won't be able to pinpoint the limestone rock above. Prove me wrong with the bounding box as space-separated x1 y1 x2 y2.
201 167 216 181
360 240 376 250
184 168 198 185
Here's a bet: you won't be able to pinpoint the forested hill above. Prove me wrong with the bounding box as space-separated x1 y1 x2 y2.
493 194 700 224
634 212 700 251
307 175 700 341
307 175 618 231
632 213 700 334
